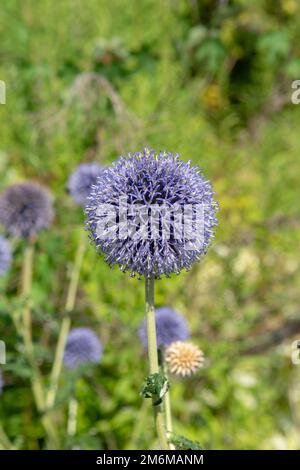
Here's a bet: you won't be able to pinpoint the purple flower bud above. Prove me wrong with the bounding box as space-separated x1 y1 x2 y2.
63 327 103 369
139 307 190 348
0 182 54 239
67 163 103 207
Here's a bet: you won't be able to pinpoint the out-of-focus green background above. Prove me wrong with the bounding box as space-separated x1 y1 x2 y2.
1 0 300 450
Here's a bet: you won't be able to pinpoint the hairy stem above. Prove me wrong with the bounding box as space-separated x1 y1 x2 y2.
145 277 169 450
46 233 86 410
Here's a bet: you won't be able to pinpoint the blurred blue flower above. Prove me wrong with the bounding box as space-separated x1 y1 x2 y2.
0 182 54 239
86 148 218 278
0 235 11 277
63 327 102 369
138 307 190 348
67 162 103 207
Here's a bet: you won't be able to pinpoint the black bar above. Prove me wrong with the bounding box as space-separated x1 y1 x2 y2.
0 450 299 466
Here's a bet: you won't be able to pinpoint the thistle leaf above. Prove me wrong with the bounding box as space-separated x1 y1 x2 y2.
140 372 169 406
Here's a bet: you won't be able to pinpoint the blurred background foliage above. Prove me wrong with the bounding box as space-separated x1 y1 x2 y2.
1 0 300 450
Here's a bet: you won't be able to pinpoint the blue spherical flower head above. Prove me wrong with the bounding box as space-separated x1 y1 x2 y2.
0 235 11 277
0 182 54 239
139 307 190 348
67 162 103 207
86 148 218 278
63 327 102 369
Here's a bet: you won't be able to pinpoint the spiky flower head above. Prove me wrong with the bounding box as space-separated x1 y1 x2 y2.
63 327 102 369
86 148 218 278
0 182 54 239
67 162 103 207
165 341 205 377
138 307 189 348
0 235 11 277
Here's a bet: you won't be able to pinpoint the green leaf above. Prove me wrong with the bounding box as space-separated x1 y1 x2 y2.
258 31 290 65
140 373 169 406
195 38 227 73
170 434 202 450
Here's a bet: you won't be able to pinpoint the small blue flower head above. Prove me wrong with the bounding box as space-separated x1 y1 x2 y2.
0 182 54 239
67 162 103 207
63 327 103 369
138 307 190 348
0 235 11 277
0 370 4 395
86 148 218 278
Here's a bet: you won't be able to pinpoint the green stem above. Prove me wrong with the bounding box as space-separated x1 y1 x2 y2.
0 424 15 450
145 277 169 450
20 239 58 447
46 233 86 410
67 397 78 437
21 242 34 351
163 365 175 449
21 240 45 411
126 399 148 449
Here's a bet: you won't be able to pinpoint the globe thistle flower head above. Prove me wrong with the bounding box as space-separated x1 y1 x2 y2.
138 307 190 348
165 341 205 377
86 148 218 278
67 162 103 207
63 327 102 369
0 235 11 277
0 182 54 239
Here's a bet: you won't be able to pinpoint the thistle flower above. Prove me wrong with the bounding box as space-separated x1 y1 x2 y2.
0 235 11 277
86 148 218 278
165 341 205 377
67 163 103 207
138 307 189 348
63 327 102 369
0 182 54 239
